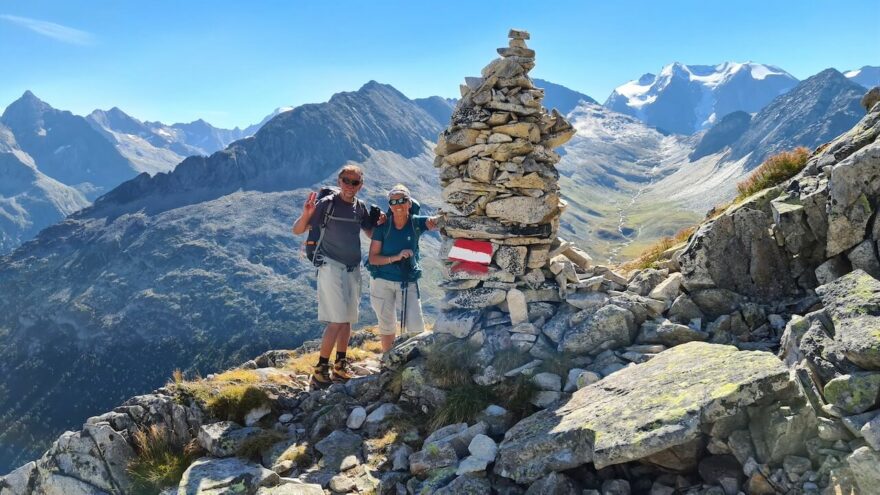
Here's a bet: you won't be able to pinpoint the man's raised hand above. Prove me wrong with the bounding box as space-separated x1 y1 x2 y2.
303 191 317 216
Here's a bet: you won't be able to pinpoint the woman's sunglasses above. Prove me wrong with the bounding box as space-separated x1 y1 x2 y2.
340 177 362 186
389 197 409 206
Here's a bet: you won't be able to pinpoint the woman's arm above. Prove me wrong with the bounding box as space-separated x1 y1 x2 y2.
425 215 442 231
368 239 405 266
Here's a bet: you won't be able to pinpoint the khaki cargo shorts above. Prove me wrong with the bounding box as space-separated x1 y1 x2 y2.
317 259 361 324
369 277 425 337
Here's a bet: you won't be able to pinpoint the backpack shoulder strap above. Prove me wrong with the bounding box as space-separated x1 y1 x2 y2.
321 194 336 228
313 195 337 263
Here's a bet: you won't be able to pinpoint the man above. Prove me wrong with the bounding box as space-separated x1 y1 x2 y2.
292 165 376 384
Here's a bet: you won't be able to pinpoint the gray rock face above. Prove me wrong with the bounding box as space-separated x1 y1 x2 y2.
198 422 265 458
3 391 201 495
847 446 880 493
315 430 363 470
560 304 635 354
494 342 791 483
178 457 279 495
823 373 880 414
637 319 707 347
626 269 667 296
433 309 481 338
816 270 880 370
827 141 880 254
409 442 458 478
678 202 797 301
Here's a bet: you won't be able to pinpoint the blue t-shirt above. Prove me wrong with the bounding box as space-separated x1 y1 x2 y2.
371 215 429 282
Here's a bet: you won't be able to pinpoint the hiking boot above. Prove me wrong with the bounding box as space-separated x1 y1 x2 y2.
332 358 355 382
311 363 332 386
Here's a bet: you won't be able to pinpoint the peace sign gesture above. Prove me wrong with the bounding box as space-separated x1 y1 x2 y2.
303 191 318 217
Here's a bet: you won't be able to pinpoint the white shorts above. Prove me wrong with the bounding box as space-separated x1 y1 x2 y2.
370 277 425 337
317 259 361 324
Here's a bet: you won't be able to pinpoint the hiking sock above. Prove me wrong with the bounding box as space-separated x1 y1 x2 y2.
335 351 347 362
317 356 330 366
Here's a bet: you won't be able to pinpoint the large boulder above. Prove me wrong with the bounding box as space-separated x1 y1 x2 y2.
826 142 880 257
677 193 798 300
816 270 880 370
559 304 635 355
178 457 279 495
494 342 791 484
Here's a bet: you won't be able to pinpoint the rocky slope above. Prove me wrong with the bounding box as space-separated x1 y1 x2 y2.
0 75 872 474
0 81 448 474
0 124 89 254
4 91 879 494
728 69 868 168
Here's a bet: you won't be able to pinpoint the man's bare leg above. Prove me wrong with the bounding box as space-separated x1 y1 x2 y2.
319 323 342 359
335 323 351 353
381 334 395 353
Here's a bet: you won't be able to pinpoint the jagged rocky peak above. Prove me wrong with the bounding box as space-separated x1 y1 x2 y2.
0 91 52 127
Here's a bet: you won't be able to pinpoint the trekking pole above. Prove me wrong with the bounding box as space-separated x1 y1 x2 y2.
400 279 408 337
399 256 411 337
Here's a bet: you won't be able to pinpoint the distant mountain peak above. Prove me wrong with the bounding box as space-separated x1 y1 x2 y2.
2 90 52 121
843 65 880 89
728 66 867 167
605 61 799 134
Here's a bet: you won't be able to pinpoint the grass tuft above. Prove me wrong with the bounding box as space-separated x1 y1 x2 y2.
127 425 199 495
213 369 260 383
619 225 696 272
491 348 532 375
205 385 271 424
429 383 493 431
425 341 478 389
236 430 286 460
278 444 312 469
493 375 538 422
535 352 577 377
736 147 809 200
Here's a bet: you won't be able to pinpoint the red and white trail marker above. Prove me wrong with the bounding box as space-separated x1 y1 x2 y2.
448 239 493 264
448 239 493 274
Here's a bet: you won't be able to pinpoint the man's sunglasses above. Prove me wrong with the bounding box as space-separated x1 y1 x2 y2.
340 177 362 186
389 197 409 206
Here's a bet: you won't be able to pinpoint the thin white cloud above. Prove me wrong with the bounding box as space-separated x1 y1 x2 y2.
0 14 94 45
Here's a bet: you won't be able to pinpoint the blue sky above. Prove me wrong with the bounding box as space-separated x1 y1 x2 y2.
1 0 877 128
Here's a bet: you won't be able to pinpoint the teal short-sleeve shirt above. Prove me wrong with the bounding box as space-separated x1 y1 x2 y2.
370 215 429 282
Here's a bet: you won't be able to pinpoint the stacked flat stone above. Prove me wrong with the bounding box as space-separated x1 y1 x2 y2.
434 29 584 348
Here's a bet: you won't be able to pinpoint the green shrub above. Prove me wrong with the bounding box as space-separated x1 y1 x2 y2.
127 425 198 495
736 147 810 200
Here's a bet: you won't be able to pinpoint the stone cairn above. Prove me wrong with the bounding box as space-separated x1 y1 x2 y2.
433 29 608 352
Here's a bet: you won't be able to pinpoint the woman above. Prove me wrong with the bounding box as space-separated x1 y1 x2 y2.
368 184 440 352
